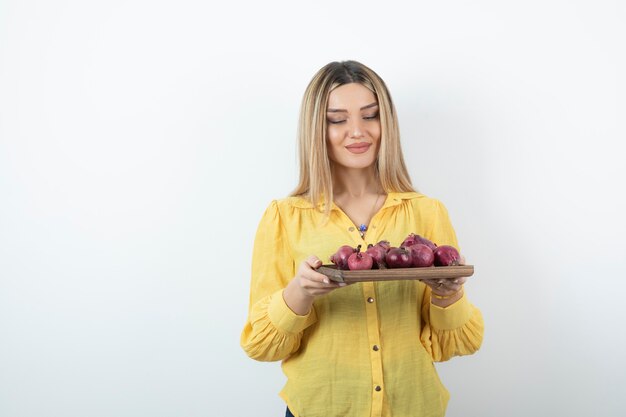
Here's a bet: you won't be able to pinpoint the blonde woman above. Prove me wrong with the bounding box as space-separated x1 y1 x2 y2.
241 61 484 417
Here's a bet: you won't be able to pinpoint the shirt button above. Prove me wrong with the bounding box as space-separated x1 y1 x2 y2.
375 385 382 392
367 297 374 303
373 345 379 351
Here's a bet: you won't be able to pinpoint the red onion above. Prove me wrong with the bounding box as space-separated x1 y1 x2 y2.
408 243 434 267
366 244 387 269
401 233 437 251
348 245 374 270
376 240 391 251
433 245 461 266
385 247 413 268
330 245 355 270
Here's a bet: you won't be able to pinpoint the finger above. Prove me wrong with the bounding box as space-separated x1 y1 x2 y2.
301 270 330 285
437 277 466 288
459 254 466 265
423 280 444 291
303 265 344 286
302 278 344 293
305 255 323 269
299 256 325 282
421 279 443 286
452 277 467 285
421 279 457 293
422 276 468 286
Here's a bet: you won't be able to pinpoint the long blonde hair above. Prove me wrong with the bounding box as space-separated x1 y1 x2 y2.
290 61 415 212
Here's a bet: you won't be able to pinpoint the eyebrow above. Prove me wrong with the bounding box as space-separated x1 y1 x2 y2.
326 102 379 113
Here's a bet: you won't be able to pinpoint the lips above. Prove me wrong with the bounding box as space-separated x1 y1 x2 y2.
345 143 372 154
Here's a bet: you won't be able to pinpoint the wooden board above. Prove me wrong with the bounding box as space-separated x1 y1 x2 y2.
317 264 474 284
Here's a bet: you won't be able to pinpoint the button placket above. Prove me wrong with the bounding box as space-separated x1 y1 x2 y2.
362 281 384 416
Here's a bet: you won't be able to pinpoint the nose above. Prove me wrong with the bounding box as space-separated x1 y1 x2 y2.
349 119 365 139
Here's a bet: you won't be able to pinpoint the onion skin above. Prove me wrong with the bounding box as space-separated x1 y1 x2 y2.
348 245 374 270
376 240 391 252
433 245 461 266
408 243 435 267
330 245 355 270
385 247 413 268
401 233 419 248
366 244 387 269
402 233 437 251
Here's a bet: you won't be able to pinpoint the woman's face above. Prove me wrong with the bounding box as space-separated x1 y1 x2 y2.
326 83 381 170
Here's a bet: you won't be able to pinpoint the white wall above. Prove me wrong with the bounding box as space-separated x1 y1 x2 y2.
1 1 624 416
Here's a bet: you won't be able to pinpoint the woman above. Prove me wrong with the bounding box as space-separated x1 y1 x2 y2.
241 61 484 417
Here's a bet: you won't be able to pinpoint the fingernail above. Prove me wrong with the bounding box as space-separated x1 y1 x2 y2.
324 278 329 284
339 283 347 287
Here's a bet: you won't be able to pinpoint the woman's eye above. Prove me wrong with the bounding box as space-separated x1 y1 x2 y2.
363 114 379 120
328 119 346 124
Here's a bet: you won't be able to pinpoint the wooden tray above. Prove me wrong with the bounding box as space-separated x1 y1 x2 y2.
318 264 474 283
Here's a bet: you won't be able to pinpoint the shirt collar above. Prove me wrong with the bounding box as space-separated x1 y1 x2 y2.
288 192 422 210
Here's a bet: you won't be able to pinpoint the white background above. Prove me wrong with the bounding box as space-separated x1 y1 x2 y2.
1 1 625 416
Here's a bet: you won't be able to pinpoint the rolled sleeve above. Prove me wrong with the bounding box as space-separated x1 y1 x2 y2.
429 293 473 330
268 290 318 334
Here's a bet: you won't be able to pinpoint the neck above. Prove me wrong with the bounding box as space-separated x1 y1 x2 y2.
331 165 381 198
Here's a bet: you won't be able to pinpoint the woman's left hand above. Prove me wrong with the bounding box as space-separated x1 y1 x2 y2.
421 255 467 306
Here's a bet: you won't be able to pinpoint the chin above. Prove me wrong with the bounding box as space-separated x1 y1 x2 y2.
336 156 377 170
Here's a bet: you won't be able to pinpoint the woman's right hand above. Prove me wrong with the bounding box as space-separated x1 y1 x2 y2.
283 255 346 315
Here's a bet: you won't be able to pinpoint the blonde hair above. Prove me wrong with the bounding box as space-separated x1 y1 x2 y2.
290 60 415 213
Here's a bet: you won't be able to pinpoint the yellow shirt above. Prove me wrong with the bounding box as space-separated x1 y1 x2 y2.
241 192 484 417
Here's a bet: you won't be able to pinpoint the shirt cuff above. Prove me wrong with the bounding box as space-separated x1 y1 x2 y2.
429 293 473 330
268 289 318 334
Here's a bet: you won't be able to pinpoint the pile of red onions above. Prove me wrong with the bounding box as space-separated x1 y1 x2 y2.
329 233 461 271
